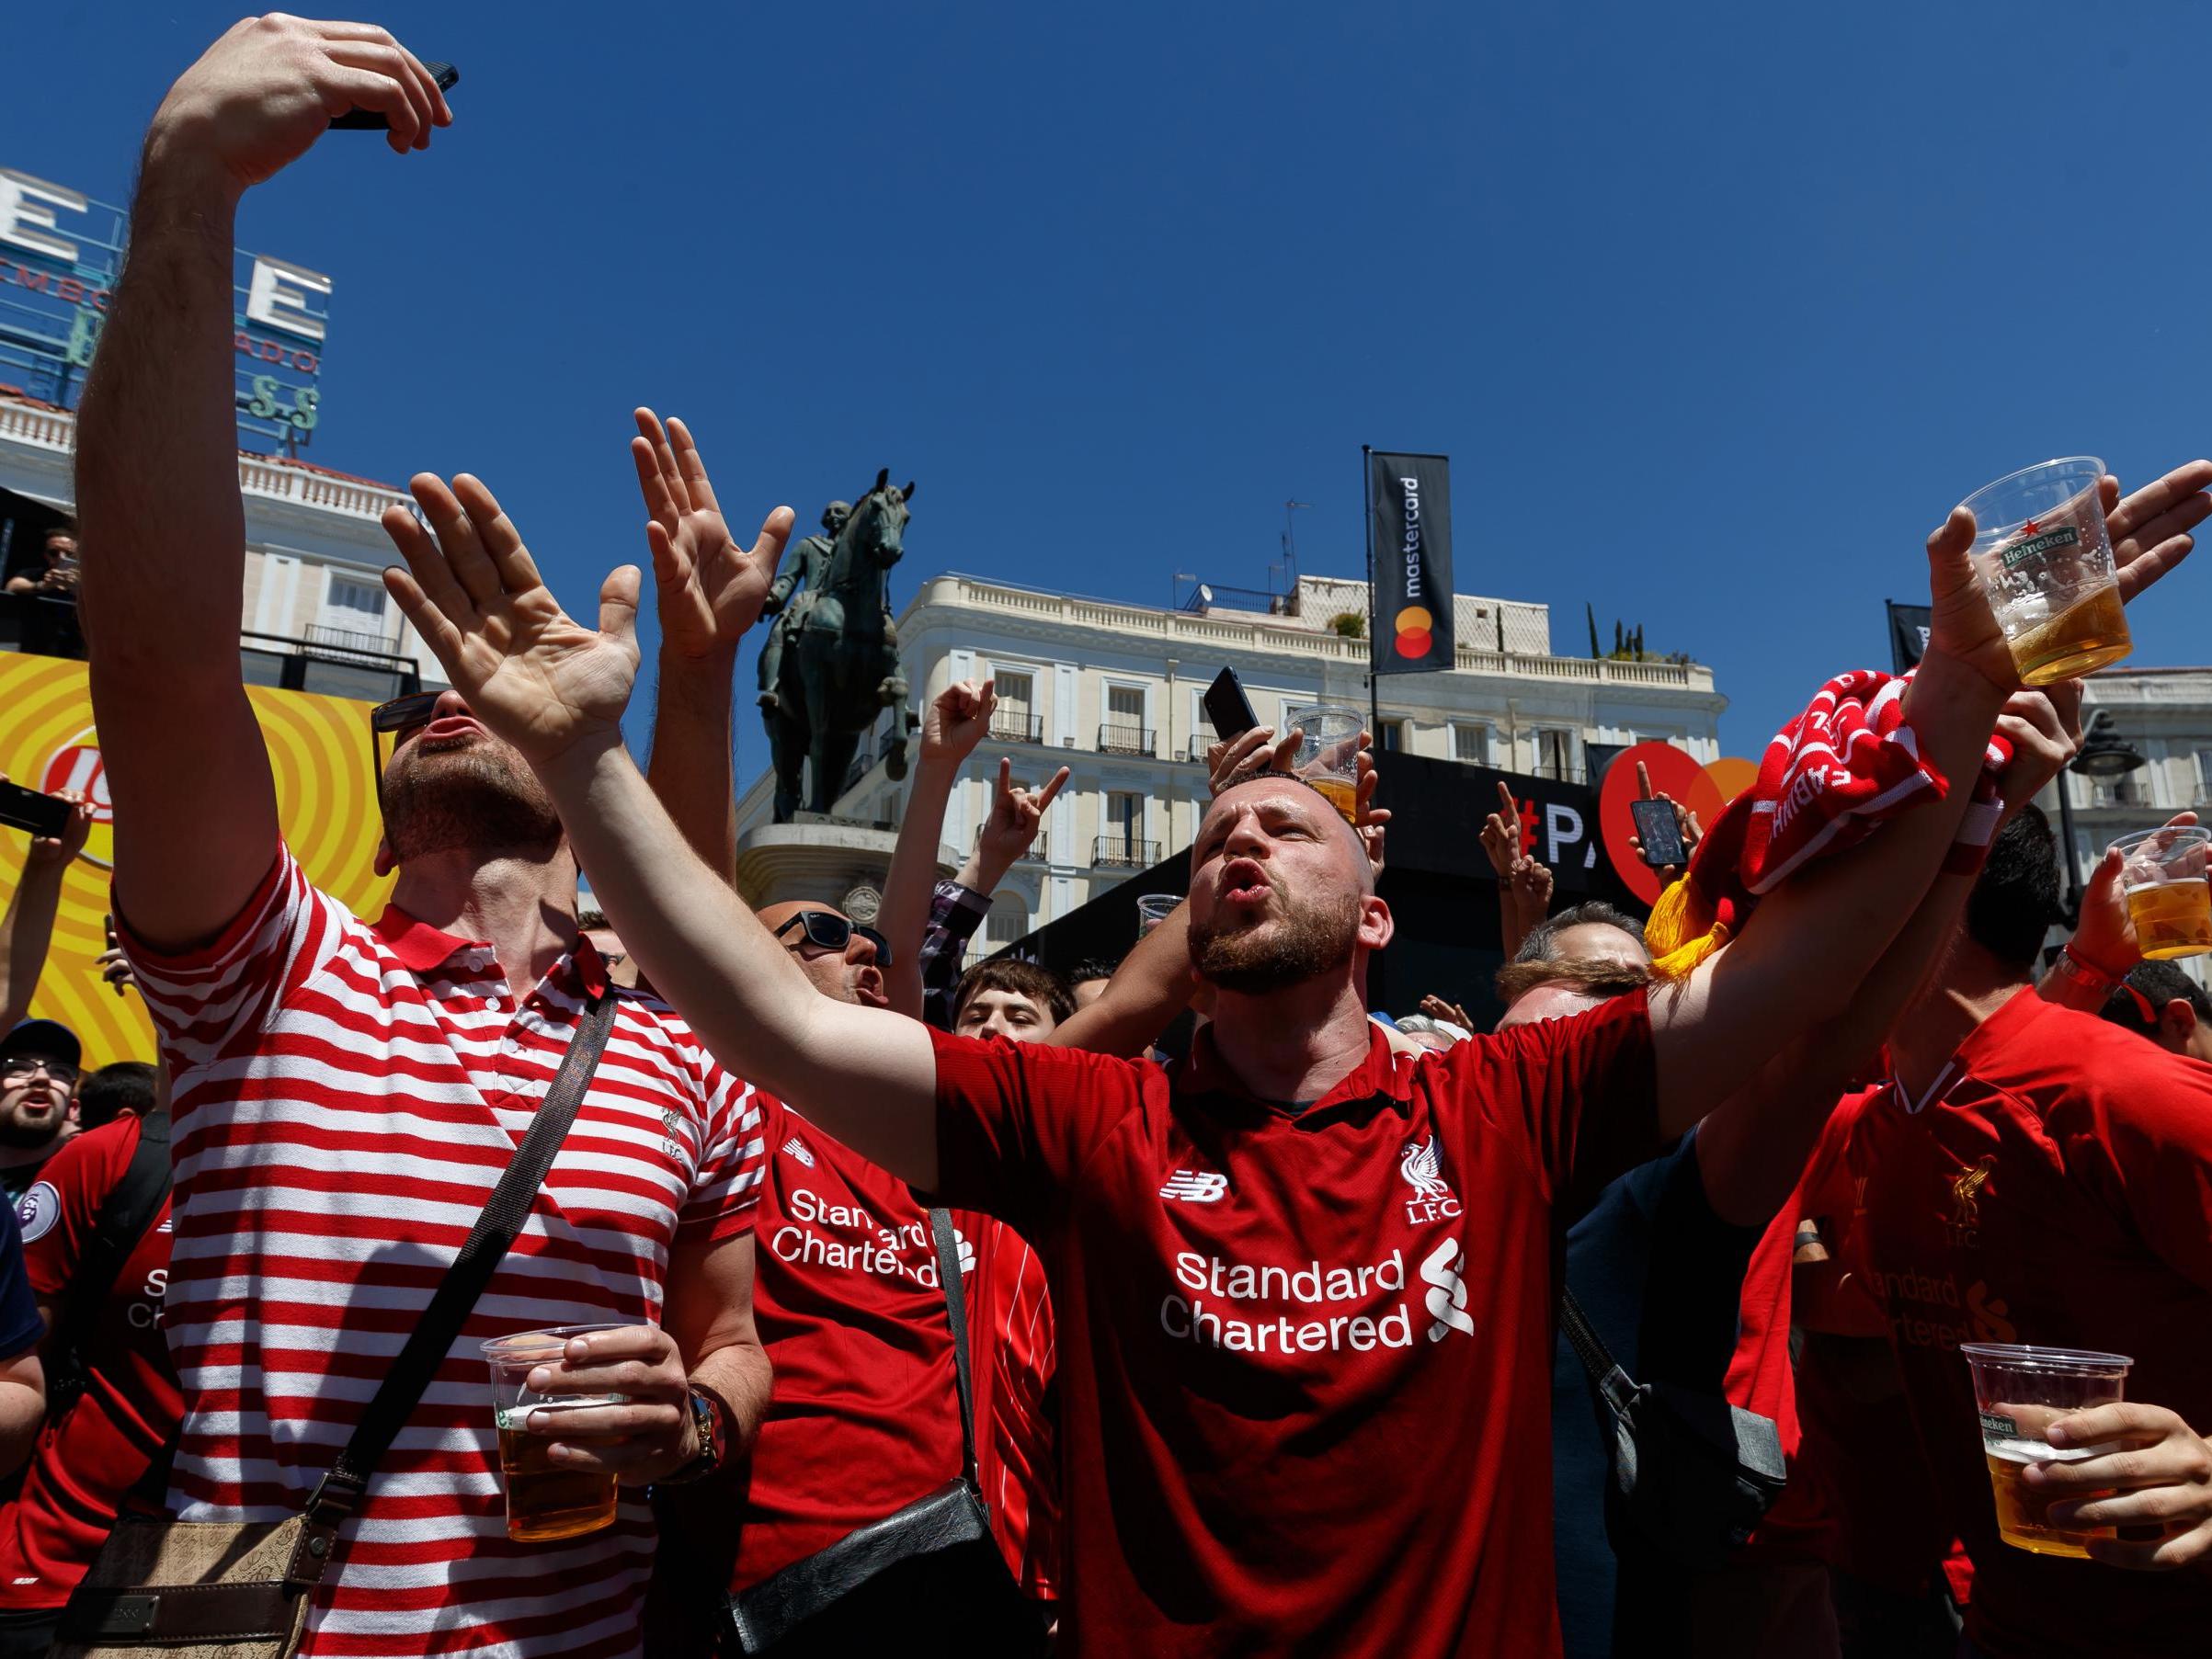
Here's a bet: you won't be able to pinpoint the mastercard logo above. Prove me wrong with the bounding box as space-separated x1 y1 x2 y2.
1391 606 1433 660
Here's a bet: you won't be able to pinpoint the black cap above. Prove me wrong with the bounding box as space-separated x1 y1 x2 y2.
0 1019 79 1070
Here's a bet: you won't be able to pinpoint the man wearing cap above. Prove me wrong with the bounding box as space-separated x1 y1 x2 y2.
0 1021 80 1201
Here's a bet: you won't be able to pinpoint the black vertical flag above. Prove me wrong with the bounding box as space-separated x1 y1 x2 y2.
1366 451 1455 675
1887 601 1933 674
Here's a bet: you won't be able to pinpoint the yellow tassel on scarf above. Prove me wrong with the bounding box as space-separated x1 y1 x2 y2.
1645 875 1727 981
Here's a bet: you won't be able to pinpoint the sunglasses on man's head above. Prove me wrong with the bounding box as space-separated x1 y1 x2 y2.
772 910 893 969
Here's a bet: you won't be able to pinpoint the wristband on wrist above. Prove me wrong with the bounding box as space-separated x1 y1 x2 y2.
2056 943 2125 992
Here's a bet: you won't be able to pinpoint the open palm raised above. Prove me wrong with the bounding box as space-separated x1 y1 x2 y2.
381 473 642 767
631 408 794 658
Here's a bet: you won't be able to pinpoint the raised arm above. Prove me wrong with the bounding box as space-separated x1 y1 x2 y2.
632 409 792 882
878 678 996 1018
1649 510 2011 1131
79 18 447 952
1653 470 2202 1136
381 477 942 1186
0 793 91 1029
1693 687 2081 1224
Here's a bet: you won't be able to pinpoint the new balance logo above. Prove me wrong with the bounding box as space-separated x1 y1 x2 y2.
1420 1235 1474 1342
781 1136 815 1168
1159 1170 1228 1203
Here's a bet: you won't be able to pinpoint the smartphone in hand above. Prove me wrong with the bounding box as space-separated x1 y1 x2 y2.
331 60 459 129
0 780 72 840
1630 798 1686 869
1203 667 1260 742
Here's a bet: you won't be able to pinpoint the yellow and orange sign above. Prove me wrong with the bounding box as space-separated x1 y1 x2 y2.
0 655 395 1067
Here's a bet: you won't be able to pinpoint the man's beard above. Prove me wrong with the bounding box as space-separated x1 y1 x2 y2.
381 744 562 863
0 1096 63 1150
1191 887 1361 994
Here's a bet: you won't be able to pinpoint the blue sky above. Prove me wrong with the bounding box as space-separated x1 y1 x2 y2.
11 2 2211 763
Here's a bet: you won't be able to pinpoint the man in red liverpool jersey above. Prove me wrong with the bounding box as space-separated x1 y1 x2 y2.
1834 806 2212 1657
384 444 2063 1652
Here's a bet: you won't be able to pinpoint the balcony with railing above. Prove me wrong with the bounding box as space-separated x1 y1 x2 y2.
990 711 1043 744
1098 722 1156 758
1093 835 1162 868
1017 835 1050 864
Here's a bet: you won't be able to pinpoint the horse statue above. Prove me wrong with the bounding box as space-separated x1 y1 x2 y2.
763 469 916 821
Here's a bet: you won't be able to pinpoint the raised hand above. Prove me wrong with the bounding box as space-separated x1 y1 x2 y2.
977 758 1070 871
631 409 793 660
381 474 640 768
1991 683 2083 812
2072 807 2200 976
1480 779 1524 880
149 15 451 187
2101 461 2212 603
14 783 91 869
922 678 996 766
1207 724 1300 797
1419 994 1473 1030
1354 749 1391 878
1924 506 2019 695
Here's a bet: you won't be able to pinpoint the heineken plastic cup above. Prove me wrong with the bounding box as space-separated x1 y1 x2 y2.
1960 1342 2130 1558
1959 458 2131 685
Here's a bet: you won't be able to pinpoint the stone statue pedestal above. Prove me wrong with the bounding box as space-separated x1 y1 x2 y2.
735 815 954 918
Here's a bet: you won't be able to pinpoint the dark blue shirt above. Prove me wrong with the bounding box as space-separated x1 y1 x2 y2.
0 1195 43 1361
1551 1131 1765 1659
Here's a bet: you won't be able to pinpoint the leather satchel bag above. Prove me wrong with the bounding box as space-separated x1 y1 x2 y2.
1559 1284 1787 1571
726 1211 1044 1656
54 988 617 1659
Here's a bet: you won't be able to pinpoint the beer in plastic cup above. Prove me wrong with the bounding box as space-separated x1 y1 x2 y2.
2115 825 2212 960
1135 893 1180 937
1959 1342 2131 1558
1282 703 1364 824
482 1324 628 1543
1959 459 2132 686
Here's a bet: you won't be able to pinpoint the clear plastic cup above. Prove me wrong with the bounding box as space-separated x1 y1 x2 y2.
1960 458 2131 686
2114 824 2212 960
1135 893 1180 937
1281 702 1364 824
482 1324 628 1543
1959 1342 2131 1558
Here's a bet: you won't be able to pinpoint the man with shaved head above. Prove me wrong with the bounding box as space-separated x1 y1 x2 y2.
382 436 2028 1653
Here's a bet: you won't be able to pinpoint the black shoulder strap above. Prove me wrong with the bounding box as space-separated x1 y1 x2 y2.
929 1210 979 1488
301 986 617 1541
1559 1284 1641 1418
47 1109 173 1410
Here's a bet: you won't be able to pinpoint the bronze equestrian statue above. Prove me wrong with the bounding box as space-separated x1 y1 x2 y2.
759 469 915 822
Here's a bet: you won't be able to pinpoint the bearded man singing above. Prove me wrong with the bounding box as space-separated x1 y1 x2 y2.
373 403 2039 1654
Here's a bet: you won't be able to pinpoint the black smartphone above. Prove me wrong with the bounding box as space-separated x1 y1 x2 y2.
1630 798 1685 869
0 781 72 840
331 60 459 129
1203 667 1260 742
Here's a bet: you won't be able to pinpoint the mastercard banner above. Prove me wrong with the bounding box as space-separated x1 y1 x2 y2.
1365 449 1455 675
0 654 395 1068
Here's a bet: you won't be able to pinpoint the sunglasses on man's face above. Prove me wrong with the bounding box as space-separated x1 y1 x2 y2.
1 1056 77 1088
773 910 893 969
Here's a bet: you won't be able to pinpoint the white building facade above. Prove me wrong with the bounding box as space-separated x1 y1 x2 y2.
735 572 1728 943
0 393 442 699
2047 666 2212 871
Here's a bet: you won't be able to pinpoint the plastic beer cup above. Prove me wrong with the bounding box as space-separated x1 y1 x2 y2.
1959 458 2131 686
1959 1342 2131 1558
2114 825 2212 960
1135 893 1180 937
482 1324 628 1543
1282 703 1364 824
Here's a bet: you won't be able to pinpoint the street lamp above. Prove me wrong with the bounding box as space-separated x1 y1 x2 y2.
2055 710 2145 924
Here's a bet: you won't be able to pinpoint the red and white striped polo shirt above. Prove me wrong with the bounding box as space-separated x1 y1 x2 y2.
120 846 767 1659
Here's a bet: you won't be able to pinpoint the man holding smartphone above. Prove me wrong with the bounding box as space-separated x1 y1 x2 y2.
74 18 776 1659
